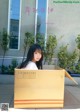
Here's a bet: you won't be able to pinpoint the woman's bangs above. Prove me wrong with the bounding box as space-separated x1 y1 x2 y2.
35 49 42 54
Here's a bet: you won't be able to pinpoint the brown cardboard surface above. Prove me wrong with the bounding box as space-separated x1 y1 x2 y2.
14 68 77 108
65 70 78 85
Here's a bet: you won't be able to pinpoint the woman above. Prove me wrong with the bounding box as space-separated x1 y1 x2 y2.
19 43 43 69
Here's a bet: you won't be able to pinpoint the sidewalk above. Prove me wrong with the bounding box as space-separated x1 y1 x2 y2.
0 74 80 111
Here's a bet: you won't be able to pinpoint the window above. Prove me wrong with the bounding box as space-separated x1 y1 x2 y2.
8 0 21 49
35 0 48 41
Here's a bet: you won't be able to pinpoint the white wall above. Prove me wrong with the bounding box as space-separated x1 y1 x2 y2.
48 0 80 52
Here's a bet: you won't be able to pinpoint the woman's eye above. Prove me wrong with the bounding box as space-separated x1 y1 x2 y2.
35 52 37 54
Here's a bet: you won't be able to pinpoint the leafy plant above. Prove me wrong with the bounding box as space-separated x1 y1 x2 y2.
36 33 45 49
74 63 80 74
8 59 18 74
76 34 80 61
57 45 77 71
22 32 34 63
44 35 57 64
72 34 80 74
0 65 8 74
0 59 18 74
0 29 9 73
70 63 80 74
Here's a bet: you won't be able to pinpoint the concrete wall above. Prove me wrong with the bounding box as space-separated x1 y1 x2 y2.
48 0 80 52
0 0 9 31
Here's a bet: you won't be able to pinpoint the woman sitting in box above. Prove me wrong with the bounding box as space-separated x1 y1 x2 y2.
19 44 43 70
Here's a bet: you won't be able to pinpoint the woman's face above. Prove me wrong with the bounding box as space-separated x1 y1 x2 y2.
32 49 42 62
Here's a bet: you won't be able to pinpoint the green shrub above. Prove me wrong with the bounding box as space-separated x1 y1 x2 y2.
44 35 57 64
8 59 18 74
57 45 77 71
0 59 18 75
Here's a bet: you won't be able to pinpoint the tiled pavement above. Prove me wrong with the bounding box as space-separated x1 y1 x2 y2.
0 75 80 111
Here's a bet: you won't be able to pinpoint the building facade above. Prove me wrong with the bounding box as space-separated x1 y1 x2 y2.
0 0 80 65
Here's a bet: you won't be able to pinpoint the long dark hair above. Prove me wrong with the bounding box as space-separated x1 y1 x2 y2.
19 44 43 69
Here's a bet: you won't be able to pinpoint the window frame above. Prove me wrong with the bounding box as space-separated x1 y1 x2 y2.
8 0 22 50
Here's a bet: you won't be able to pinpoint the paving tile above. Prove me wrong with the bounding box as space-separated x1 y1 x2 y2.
66 86 80 101
64 87 80 109
9 94 14 108
0 94 12 104
0 84 14 95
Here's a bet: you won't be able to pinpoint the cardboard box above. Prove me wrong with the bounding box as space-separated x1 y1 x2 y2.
14 67 77 108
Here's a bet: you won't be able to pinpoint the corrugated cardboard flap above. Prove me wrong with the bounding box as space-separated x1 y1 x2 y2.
65 70 78 85
54 66 78 85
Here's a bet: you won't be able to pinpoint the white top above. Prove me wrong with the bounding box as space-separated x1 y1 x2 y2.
24 61 38 70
